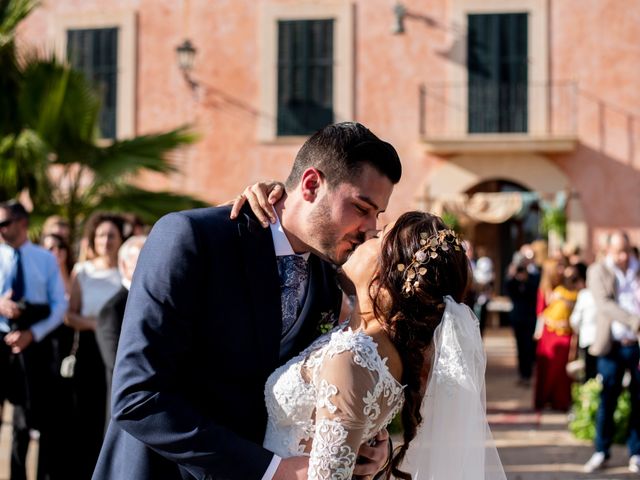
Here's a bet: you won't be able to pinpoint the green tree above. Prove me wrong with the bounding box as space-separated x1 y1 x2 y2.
441 211 461 233
0 0 206 242
540 204 567 241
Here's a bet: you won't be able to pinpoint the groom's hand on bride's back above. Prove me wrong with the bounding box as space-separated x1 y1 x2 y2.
354 428 391 479
272 429 390 480
273 456 308 480
228 180 285 227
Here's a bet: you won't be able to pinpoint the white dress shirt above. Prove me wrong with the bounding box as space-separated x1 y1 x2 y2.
607 255 640 342
269 214 310 262
570 288 597 349
0 241 68 341
263 214 311 480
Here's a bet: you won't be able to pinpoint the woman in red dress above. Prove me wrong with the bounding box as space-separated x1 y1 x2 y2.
534 264 582 411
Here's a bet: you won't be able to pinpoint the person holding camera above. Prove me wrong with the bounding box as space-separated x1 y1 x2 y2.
505 253 539 387
0 200 68 480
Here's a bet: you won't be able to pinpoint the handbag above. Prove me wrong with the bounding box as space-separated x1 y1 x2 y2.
566 358 585 380
60 330 79 379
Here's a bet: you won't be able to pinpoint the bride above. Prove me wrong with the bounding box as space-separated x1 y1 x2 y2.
262 211 506 479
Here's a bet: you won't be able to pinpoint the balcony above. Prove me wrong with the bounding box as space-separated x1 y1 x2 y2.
419 82 579 155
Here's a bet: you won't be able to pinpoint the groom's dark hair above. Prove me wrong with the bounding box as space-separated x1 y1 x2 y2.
284 122 402 190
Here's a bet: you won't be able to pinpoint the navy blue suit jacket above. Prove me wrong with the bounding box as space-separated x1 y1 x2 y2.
93 206 342 479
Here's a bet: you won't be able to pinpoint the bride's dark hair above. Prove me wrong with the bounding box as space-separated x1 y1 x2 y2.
371 211 471 480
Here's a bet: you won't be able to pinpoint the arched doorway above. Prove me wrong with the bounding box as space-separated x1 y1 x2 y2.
424 153 588 254
464 179 540 295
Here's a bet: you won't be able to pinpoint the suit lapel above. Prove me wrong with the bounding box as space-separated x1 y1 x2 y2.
237 209 282 368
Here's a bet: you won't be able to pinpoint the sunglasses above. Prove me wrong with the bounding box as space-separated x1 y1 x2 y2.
0 218 14 228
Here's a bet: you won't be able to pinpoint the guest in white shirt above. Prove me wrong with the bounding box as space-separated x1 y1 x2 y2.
66 212 124 479
569 263 598 381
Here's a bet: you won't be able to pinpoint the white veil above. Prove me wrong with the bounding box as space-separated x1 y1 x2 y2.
402 296 506 480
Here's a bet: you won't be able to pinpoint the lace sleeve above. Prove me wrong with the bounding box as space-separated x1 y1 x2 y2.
308 348 379 480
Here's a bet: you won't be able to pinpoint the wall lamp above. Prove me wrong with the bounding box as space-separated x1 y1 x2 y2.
176 39 198 88
392 2 407 34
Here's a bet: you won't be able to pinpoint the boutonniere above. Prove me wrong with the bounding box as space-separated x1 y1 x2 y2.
317 311 336 334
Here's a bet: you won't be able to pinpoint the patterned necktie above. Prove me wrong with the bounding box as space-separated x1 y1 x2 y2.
11 248 25 301
277 254 309 335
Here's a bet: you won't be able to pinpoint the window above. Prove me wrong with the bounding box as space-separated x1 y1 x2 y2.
258 2 353 141
67 28 118 139
277 20 334 136
467 13 528 133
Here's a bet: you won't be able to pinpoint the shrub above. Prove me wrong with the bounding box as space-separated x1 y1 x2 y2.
569 378 630 444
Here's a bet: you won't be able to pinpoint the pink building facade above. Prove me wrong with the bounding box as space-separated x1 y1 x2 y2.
18 0 640 266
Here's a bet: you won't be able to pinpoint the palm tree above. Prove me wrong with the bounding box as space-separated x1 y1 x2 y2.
0 0 207 242
0 0 37 201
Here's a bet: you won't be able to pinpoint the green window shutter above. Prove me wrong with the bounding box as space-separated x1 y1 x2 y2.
468 13 527 133
277 19 334 136
67 28 119 139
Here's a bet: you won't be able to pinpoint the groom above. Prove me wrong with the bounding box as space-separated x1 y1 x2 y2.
93 122 402 479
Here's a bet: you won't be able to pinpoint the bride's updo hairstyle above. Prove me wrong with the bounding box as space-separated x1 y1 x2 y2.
371 211 471 480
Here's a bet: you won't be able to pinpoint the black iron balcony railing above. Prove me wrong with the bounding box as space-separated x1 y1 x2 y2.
418 81 579 138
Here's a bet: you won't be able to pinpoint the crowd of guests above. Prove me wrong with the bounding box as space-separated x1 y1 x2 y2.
1 196 639 477
0 201 146 479
496 233 640 474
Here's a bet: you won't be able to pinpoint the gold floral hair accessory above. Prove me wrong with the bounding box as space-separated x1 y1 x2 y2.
396 229 462 296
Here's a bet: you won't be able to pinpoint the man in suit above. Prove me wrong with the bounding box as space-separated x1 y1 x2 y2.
583 231 640 473
96 235 147 425
93 122 402 480
0 201 68 479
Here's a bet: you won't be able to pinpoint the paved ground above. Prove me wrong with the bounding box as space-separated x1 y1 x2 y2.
0 327 637 479
486 328 637 480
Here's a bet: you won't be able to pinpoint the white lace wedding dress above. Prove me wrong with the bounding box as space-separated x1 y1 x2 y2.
264 326 404 479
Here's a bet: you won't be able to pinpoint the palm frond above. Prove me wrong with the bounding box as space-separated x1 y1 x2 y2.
18 56 101 154
13 128 51 199
0 48 21 133
0 133 12 154
80 185 208 225
0 134 19 198
0 0 39 48
58 66 101 144
0 0 28 134
0 128 51 200
91 126 197 180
